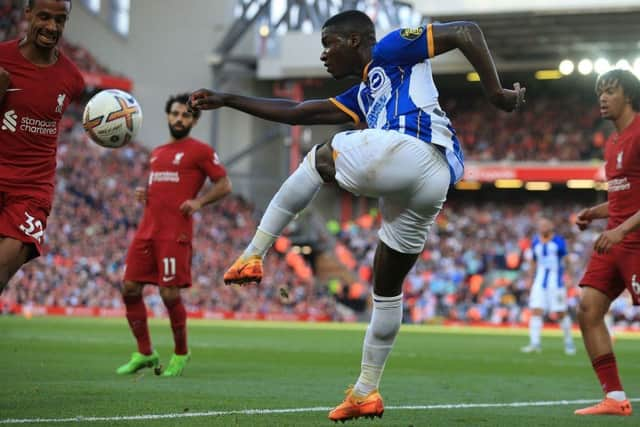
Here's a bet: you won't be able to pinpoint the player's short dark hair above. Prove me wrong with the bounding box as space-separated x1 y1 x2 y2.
596 69 640 111
27 0 72 9
165 93 201 120
322 10 376 44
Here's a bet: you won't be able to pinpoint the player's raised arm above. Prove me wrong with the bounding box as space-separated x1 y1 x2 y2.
0 66 9 105
189 89 352 125
430 22 525 112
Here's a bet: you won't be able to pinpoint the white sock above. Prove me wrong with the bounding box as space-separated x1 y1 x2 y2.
606 391 627 401
560 315 574 348
529 315 543 347
242 149 323 259
353 293 403 397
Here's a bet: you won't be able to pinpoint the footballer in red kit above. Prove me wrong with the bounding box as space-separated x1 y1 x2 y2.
0 0 84 293
117 93 231 377
573 69 640 416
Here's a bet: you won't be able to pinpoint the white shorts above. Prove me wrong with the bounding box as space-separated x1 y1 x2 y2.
529 272 567 312
331 129 450 254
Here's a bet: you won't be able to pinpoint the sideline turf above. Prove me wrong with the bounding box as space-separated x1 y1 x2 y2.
1 316 638 426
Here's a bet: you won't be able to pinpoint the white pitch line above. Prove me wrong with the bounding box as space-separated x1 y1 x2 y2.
1 398 638 424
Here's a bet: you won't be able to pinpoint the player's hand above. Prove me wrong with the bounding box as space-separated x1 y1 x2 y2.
594 227 625 254
575 208 592 231
179 199 202 216
491 82 526 112
134 186 147 203
189 89 224 111
0 66 10 93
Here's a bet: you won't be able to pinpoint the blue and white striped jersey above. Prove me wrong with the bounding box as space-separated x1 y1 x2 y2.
531 234 567 289
330 25 464 184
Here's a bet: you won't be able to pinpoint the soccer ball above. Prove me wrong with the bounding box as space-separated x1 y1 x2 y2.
82 89 143 148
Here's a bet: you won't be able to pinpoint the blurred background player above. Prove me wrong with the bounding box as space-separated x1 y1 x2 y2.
191 10 524 421
521 217 576 355
0 0 83 293
116 93 231 377
572 69 640 416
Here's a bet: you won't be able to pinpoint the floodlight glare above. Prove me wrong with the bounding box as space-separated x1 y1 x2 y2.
615 59 631 70
558 59 574 75
577 59 593 75
594 58 610 75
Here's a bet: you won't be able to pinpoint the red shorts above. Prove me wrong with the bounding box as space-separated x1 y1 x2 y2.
0 192 50 259
123 238 193 287
580 244 640 305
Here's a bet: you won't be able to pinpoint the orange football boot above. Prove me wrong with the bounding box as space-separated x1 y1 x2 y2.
223 255 263 286
574 398 632 416
328 387 384 422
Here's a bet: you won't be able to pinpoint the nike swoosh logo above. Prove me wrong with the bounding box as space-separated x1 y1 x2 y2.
6 88 23 92
162 276 175 282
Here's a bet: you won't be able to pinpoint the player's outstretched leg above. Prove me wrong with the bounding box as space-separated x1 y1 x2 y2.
224 147 324 286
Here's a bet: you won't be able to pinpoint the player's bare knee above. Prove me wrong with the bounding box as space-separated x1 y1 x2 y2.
122 281 143 297
314 143 336 183
160 287 181 305
577 299 600 326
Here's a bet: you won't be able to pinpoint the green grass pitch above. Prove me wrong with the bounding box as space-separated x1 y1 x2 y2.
0 316 638 426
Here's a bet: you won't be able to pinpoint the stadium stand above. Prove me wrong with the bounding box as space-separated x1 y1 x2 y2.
443 93 607 161
2 1 637 328
328 203 639 327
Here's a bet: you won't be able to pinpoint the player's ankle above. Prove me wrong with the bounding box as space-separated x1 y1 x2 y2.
607 391 627 401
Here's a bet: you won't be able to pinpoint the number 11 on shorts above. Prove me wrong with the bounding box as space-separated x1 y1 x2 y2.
163 257 176 281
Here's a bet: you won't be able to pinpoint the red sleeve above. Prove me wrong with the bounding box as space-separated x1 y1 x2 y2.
199 145 227 181
75 72 85 100
66 57 85 101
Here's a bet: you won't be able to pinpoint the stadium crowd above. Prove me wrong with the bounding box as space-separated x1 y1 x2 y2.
332 203 639 327
443 93 606 162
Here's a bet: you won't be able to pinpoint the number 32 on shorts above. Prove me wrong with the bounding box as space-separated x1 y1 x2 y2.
19 211 44 243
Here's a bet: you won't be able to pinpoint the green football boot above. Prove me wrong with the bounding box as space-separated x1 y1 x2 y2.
161 353 191 377
116 350 160 375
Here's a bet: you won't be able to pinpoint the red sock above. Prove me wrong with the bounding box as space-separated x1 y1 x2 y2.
124 294 152 355
592 353 624 394
165 297 188 355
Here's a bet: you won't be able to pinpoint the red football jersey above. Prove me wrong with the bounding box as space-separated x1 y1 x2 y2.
0 39 85 205
135 137 227 241
604 113 640 243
